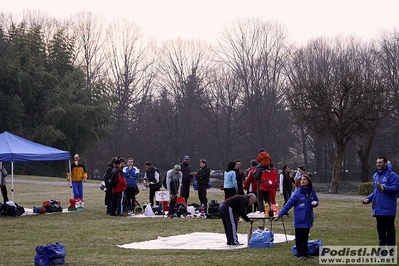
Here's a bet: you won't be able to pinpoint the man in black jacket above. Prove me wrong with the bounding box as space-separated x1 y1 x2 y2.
219 193 257 246
104 157 117 215
234 159 246 195
143 161 161 206
193 159 210 206
180 155 193 203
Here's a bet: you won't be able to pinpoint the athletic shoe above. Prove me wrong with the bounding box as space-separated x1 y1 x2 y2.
306 255 313 259
228 242 244 246
298 256 307 261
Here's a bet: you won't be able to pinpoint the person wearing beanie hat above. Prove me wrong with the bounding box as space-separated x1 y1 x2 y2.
278 174 319 261
67 154 88 199
255 148 272 180
165 164 183 217
180 155 193 203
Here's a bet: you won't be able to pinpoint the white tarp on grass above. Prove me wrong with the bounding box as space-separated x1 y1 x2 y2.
22 208 72 216
118 232 295 250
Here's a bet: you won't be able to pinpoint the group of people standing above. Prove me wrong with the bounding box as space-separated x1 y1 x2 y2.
103 156 140 216
221 148 319 258
100 155 212 217
224 149 304 215
163 156 211 218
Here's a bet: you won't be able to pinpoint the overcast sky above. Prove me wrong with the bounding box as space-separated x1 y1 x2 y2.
1 0 399 45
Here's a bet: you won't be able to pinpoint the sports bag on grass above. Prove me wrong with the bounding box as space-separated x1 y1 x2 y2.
34 242 66 266
248 229 274 248
292 239 322 256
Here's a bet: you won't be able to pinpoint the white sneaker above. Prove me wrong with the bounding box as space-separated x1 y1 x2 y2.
130 213 135 216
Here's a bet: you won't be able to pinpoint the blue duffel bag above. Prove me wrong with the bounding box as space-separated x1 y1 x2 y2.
248 229 274 248
292 239 322 256
34 242 66 266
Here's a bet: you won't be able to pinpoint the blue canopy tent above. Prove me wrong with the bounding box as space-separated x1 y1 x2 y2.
0 131 71 201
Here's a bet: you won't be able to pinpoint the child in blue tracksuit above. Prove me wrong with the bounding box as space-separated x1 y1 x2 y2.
279 174 319 261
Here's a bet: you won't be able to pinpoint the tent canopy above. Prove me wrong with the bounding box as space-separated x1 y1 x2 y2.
0 131 70 162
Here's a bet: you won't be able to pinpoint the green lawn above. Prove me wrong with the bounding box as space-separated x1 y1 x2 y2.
1 175 397 266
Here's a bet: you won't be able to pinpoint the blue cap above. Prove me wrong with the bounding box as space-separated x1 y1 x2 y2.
183 155 190 160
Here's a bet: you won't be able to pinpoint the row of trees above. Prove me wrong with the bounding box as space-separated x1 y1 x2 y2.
1 12 398 193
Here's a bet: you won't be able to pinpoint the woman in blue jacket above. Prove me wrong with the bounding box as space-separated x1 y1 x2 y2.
223 161 238 199
278 174 319 261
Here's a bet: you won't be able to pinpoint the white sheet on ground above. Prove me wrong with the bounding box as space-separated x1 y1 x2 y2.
22 208 71 216
118 232 295 250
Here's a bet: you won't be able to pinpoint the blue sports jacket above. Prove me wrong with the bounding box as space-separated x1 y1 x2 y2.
279 186 319 228
123 166 140 187
367 166 399 217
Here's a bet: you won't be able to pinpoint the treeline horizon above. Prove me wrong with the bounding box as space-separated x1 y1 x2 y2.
1 12 399 193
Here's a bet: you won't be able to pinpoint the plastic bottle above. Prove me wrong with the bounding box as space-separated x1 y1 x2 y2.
264 202 270 218
272 203 279 217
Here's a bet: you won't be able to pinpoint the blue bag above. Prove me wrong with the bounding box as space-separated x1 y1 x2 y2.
292 239 322 256
193 179 212 190
34 242 66 266
248 229 274 248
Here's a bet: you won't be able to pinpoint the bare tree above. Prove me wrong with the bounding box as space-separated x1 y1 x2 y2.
69 12 108 91
202 65 245 168
155 38 215 161
105 19 157 154
216 18 294 165
286 36 393 193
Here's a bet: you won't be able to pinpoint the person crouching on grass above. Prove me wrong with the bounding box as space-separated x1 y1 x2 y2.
278 174 319 261
219 193 257 246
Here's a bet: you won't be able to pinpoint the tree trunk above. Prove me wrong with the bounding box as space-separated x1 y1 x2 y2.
330 140 346 193
356 129 376 182
300 126 309 169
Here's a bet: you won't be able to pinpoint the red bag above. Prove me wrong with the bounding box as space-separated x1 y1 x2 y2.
261 171 277 192
176 197 186 205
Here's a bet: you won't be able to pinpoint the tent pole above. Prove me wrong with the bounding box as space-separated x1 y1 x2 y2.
68 160 73 198
11 162 14 202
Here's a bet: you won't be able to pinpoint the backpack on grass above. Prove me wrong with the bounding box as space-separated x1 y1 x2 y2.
0 202 25 217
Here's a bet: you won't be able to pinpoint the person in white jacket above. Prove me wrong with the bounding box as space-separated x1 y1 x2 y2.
166 164 183 218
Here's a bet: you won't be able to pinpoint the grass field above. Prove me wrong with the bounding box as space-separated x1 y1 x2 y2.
1 175 397 266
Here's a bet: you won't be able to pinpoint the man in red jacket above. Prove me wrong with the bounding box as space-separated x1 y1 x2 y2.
110 158 127 216
257 165 278 213
244 159 258 213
